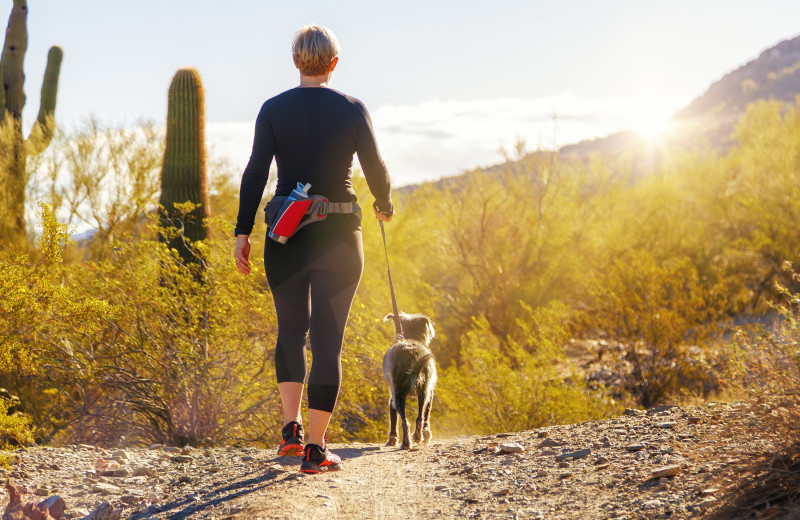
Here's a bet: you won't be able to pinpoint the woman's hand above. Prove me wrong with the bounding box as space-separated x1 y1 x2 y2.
374 208 393 223
373 200 394 223
234 235 252 274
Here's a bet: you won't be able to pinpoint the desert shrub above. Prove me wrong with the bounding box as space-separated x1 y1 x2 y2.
437 303 621 435
0 398 34 447
585 250 724 407
0 204 283 446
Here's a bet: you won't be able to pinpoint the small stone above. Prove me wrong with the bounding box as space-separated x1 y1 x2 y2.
651 465 681 478
111 450 129 460
207 466 221 473
181 446 193 455
700 488 719 495
623 408 642 416
556 448 591 461
132 467 156 477
94 458 119 472
540 449 558 456
34 487 50 497
91 482 122 495
120 495 139 505
687 416 702 424
148 444 163 450
78 444 96 450
163 446 181 453
696 497 716 509
594 456 610 464
657 422 677 429
241 456 255 462
84 501 122 520
558 471 572 478
170 455 194 463
538 438 563 448
558 461 570 468
500 442 525 454
537 431 549 438
624 444 645 452
642 499 662 509
178 476 192 483
38 495 66 519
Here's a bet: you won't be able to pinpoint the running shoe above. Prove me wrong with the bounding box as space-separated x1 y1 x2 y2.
299 443 342 474
276 421 304 457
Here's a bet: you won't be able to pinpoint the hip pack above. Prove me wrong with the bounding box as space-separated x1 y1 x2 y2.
265 195 362 243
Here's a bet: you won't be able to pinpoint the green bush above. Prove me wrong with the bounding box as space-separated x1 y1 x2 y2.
437 304 621 435
0 398 34 447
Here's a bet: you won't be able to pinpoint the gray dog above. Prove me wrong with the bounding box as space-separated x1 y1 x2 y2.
382 312 438 449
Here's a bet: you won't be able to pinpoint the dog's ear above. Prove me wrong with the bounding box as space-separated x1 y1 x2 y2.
383 313 395 323
424 316 436 340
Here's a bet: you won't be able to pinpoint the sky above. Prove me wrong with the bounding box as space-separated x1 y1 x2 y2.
16 0 800 186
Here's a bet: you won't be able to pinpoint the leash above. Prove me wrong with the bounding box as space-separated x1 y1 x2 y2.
379 220 404 339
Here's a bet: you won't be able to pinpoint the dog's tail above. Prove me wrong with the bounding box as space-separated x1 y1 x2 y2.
396 352 434 401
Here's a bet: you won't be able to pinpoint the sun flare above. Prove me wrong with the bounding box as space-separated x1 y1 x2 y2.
634 116 672 140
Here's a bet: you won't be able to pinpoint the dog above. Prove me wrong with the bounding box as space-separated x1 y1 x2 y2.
382 312 437 450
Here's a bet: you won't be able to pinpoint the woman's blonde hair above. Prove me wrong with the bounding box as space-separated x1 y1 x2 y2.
292 24 340 76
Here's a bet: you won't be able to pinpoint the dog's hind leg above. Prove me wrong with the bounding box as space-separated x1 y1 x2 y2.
421 392 433 445
413 386 425 443
386 397 399 446
396 397 412 450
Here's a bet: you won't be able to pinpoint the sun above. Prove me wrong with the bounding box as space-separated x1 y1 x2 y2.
629 104 676 140
634 115 672 140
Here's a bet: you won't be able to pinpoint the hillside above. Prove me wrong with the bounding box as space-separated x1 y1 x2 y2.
558 34 800 169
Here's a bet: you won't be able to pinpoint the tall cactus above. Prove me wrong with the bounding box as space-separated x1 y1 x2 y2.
0 0 62 249
159 68 211 265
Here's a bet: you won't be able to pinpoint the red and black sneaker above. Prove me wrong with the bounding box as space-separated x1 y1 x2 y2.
299 443 342 474
276 421 304 457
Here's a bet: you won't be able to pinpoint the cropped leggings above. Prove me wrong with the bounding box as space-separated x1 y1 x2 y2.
265 225 364 413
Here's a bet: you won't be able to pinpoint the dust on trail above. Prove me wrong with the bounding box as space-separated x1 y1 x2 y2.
236 444 448 520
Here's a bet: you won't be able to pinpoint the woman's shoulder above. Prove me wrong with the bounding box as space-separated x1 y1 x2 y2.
326 89 366 108
257 88 370 119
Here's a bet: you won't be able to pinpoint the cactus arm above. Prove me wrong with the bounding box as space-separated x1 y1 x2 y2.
26 45 62 154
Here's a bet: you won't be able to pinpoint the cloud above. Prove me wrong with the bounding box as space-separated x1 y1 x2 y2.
206 94 687 188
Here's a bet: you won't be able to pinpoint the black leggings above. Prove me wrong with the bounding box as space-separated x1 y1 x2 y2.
265 223 364 413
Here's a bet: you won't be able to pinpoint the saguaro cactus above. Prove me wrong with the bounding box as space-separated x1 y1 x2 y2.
0 0 62 248
159 68 211 265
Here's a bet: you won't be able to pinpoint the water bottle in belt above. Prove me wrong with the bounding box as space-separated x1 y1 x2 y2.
269 182 313 244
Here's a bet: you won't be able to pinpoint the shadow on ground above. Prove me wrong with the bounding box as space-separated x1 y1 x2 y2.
131 445 385 520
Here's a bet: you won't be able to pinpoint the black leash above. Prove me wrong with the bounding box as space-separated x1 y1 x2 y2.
379 220 404 339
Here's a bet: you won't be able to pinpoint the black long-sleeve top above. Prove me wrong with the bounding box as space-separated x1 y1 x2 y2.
235 87 392 235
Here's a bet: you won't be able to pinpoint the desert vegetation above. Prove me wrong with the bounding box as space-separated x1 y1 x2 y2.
0 0 798 464
0 96 798 451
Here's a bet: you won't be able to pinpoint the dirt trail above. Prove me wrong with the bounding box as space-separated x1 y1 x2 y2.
238 445 444 520
3 398 793 520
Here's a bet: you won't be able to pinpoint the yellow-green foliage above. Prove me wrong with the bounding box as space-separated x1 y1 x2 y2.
0 398 34 447
437 304 620 435
4 97 800 447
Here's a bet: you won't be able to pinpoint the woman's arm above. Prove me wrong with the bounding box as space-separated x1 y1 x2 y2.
235 102 276 236
354 100 393 218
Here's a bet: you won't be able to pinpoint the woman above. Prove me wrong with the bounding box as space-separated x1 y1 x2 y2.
233 24 393 474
